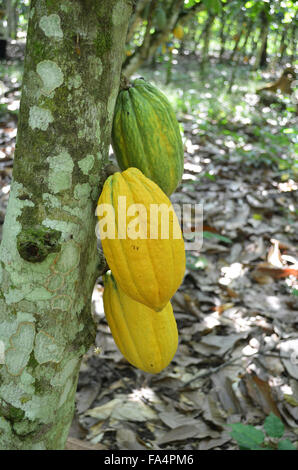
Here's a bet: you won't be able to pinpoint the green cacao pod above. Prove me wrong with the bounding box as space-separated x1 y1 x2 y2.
111 78 184 196
103 271 178 374
155 7 167 30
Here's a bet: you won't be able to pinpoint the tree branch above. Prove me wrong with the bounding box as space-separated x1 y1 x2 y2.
123 0 185 77
177 0 205 27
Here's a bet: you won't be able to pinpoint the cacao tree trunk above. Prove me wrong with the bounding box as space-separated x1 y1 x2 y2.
0 0 132 450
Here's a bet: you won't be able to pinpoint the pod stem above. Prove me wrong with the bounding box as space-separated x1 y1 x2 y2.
120 73 132 90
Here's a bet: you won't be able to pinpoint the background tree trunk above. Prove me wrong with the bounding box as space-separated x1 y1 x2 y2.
240 19 253 58
278 29 287 64
5 0 17 39
254 9 269 70
218 9 227 60
200 13 215 74
229 25 243 63
122 0 184 78
126 0 150 43
289 23 296 63
0 0 132 450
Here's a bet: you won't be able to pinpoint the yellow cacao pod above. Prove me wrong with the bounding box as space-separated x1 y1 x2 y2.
173 25 184 40
103 271 178 374
97 167 185 311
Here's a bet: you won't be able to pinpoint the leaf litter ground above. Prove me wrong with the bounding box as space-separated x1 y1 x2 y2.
0 51 297 450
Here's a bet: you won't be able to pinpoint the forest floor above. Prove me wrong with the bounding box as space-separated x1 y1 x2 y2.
0 48 297 450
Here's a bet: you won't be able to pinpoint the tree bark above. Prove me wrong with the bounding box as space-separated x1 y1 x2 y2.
254 9 269 70
126 0 150 43
219 9 227 60
278 28 287 63
0 0 132 450
240 19 253 57
177 0 204 27
200 13 215 73
5 0 17 39
219 7 241 62
138 0 158 62
289 23 296 63
229 25 243 63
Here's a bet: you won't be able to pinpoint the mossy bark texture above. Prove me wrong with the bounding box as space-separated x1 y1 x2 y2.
0 0 132 450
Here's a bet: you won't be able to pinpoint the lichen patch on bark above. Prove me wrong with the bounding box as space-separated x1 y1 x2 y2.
78 154 95 175
73 183 91 204
29 105 54 131
50 357 80 388
0 181 34 264
5 322 36 376
39 14 63 40
36 60 64 96
67 74 82 90
88 56 103 77
45 272 64 292
47 150 74 194
53 240 80 274
34 331 64 364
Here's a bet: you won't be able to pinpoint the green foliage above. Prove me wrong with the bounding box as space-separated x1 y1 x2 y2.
229 413 297 450
263 413 284 438
184 0 202 8
203 231 232 244
230 423 265 450
278 439 297 450
202 0 222 14
142 58 296 183
0 63 23 84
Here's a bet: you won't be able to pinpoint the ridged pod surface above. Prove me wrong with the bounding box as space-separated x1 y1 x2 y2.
173 25 184 39
97 168 185 311
155 7 167 30
103 271 178 374
111 78 184 196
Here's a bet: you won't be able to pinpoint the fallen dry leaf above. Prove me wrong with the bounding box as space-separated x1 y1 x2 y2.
86 396 157 422
241 371 281 417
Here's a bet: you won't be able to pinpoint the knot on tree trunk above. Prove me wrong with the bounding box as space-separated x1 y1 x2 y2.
17 226 61 263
